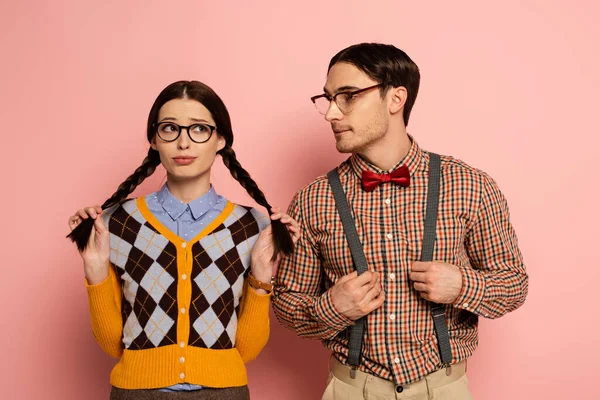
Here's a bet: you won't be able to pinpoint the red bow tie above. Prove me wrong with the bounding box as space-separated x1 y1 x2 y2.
362 166 410 192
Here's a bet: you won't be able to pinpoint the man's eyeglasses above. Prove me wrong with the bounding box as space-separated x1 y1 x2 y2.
310 84 383 115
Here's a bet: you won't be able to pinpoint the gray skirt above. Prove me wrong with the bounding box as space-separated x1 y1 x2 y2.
110 386 250 400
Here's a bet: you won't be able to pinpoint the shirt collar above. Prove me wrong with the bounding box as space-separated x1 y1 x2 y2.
156 184 220 221
349 134 423 178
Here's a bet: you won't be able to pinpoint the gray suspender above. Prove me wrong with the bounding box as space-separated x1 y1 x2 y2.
422 153 453 368
327 168 370 378
326 152 452 378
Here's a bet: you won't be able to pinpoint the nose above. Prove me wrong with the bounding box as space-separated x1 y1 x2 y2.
324 100 343 122
177 128 190 150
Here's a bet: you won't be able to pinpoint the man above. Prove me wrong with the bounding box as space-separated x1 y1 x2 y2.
272 43 528 399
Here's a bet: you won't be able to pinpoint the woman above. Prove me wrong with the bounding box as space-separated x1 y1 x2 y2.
67 81 298 400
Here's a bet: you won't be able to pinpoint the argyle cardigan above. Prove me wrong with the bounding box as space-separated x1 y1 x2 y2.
86 197 270 389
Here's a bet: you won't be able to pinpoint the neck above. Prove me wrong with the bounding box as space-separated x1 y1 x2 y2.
166 172 211 204
358 126 411 171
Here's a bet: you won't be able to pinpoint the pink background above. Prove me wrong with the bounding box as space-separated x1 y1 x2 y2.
1 1 599 399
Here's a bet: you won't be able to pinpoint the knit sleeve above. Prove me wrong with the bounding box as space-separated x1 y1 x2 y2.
234 280 271 363
86 264 123 358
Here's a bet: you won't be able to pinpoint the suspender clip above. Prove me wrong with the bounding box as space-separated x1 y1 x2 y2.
443 363 452 376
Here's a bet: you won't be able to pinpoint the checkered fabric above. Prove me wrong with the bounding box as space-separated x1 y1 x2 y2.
272 136 528 385
103 200 267 351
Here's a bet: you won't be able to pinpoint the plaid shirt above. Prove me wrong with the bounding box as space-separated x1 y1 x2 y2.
272 137 528 385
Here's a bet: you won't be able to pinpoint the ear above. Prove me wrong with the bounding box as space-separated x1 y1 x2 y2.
150 136 158 151
216 135 226 152
389 86 407 115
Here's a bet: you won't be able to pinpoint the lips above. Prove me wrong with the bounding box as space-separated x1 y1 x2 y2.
332 126 351 134
333 129 350 135
172 156 197 165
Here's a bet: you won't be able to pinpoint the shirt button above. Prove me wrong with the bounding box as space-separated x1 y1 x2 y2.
384 198 391 205
180 308 186 314
181 242 187 248
181 274 187 280
386 233 393 240
389 273 395 280
180 357 185 363
180 373 185 380
463 303 469 308
394 357 400 364
390 314 396 321
179 342 185 348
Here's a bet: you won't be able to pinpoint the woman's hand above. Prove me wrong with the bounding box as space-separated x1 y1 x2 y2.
68 205 110 284
250 207 300 284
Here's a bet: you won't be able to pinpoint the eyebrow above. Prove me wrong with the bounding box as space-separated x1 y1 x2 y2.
159 117 211 123
323 85 361 95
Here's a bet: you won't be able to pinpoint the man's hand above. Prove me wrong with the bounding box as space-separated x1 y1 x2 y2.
409 261 463 304
330 271 385 320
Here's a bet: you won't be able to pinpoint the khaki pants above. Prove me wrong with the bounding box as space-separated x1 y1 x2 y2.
322 358 473 400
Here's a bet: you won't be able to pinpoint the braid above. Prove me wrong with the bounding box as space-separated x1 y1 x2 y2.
67 148 161 251
219 145 294 260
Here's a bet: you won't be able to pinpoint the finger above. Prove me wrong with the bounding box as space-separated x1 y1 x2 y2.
95 205 103 214
365 272 379 292
409 271 427 282
365 289 386 313
290 229 300 240
363 281 383 303
337 271 358 284
352 270 375 286
94 215 108 235
280 215 299 226
86 221 97 249
85 207 99 219
413 282 429 292
411 261 431 272
419 291 431 302
68 220 80 231
77 209 91 219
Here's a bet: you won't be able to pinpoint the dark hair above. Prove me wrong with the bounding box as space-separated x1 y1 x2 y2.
329 43 420 125
68 80 294 260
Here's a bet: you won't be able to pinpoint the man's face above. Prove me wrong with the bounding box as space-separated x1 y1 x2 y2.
323 62 390 154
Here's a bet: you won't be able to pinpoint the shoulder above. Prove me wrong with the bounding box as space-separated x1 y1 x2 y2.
101 198 141 228
293 174 331 204
226 203 270 232
433 152 506 213
435 153 500 194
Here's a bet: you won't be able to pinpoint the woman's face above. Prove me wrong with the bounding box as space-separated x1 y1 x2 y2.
151 98 225 182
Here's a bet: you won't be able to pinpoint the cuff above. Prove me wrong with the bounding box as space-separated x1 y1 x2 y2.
315 289 355 331
453 266 486 314
244 284 272 315
86 273 117 315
